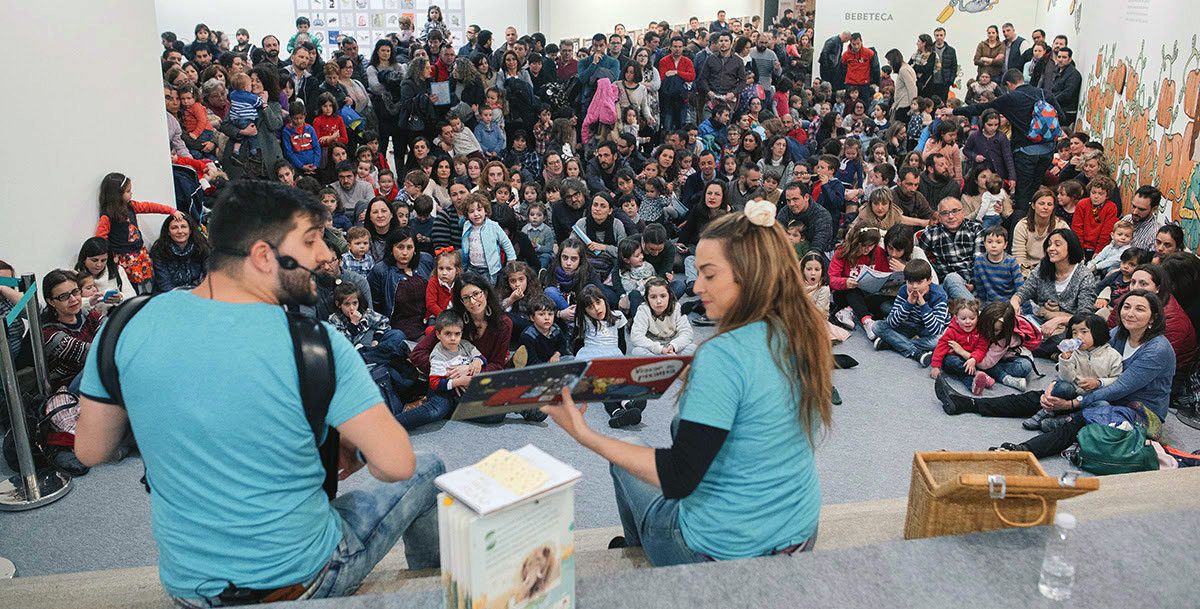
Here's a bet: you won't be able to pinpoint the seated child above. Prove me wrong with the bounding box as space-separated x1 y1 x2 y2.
522 202 555 269
617 194 646 236
1071 176 1119 257
410 194 435 254
975 172 1007 229
425 248 459 323
760 174 782 205
376 170 399 202
178 85 217 160
328 283 390 349
787 219 811 258
929 299 988 387
800 252 848 343
321 187 351 231
638 177 677 224
972 226 1023 302
1088 220 1134 276
629 277 697 356
575 285 642 428
517 294 572 365
226 72 264 159
872 259 950 366
397 311 485 430
501 261 541 340
617 237 655 313
340 226 376 275
1022 314 1123 431
474 107 506 159
1094 247 1151 318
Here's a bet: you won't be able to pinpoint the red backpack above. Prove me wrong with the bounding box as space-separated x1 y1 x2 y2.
1013 315 1044 353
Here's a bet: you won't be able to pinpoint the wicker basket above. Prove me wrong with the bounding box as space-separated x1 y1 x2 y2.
904 451 1099 540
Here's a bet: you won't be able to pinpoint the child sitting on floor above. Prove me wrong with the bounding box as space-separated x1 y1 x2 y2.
398 311 485 431
516 294 572 365
872 258 949 367
341 226 375 276
1088 220 1134 277
1022 313 1122 432
929 299 988 387
629 278 697 357
575 284 642 428
425 248 459 323
972 225 1023 303
1094 247 1151 318
328 283 391 349
500 261 541 340
801 251 849 343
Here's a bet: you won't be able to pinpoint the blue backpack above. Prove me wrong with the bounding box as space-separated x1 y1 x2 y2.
1024 88 1063 143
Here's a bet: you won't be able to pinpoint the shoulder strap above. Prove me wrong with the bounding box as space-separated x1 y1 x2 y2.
286 312 339 500
97 294 157 405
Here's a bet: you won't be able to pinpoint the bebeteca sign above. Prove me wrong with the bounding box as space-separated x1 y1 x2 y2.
812 0 1040 89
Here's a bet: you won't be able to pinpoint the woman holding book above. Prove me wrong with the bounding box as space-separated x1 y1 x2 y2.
543 200 833 565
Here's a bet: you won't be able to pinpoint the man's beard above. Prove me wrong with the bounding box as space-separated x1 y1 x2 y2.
267 49 279 59
276 268 318 306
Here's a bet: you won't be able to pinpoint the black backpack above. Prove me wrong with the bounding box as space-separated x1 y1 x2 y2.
96 295 341 499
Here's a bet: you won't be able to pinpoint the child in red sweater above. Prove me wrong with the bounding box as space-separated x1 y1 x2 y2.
1071 175 1119 257
930 299 989 394
312 92 348 151
829 226 892 333
425 248 459 326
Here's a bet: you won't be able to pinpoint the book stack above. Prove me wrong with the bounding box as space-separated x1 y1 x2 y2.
436 445 582 609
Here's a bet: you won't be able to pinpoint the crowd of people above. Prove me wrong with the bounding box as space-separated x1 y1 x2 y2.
3 6 1200 604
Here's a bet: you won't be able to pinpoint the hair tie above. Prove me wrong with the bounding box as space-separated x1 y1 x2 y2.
434 246 456 256
743 200 777 228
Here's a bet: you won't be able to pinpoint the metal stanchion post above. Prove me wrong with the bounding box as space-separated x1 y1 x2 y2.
0 275 72 510
21 274 51 398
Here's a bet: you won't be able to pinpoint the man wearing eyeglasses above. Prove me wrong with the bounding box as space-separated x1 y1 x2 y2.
917 197 984 301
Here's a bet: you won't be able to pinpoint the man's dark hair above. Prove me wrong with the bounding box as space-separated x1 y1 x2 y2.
207 180 324 271
784 181 813 198
617 132 637 147
1002 69 1024 87
642 223 668 245
903 258 933 282
1055 34 1069 45
850 32 862 41
596 141 618 156
1057 46 1073 59
897 165 923 182
1135 184 1163 207
924 152 945 171
874 163 896 184
337 160 357 174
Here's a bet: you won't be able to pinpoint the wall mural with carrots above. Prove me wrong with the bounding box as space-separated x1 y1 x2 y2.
1077 33 1200 249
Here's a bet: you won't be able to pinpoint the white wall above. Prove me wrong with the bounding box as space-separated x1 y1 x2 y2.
812 0 1040 89
156 0 297 58
539 0 762 44
467 0 538 42
0 0 173 278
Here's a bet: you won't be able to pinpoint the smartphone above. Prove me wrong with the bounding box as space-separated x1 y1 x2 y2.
103 289 119 299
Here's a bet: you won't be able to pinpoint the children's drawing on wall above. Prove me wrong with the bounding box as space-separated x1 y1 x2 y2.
936 0 1000 24
1080 34 1200 249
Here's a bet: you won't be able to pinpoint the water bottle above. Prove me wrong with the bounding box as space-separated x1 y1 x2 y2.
1038 512 1077 600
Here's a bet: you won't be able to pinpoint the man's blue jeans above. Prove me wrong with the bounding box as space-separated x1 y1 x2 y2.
172 453 444 606
942 272 975 301
874 318 939 359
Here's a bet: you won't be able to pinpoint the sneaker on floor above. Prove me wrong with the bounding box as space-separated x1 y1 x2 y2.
51 450 89 477
603 402 622 416
872 336 886 351
1000 375 1028 391
862 317 877 341
521 408 548 422
626 399 647 412
692 313 715 326
834 307 855 330
917 351 933 368
1022 408 1051 431
511 345 529 369
971 371 996 396
607 536 628 549
608 406 642 428
680 300 699 316
988 442 1025 452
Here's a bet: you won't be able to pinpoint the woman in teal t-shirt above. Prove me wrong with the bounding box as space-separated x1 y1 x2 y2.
544 200 834 565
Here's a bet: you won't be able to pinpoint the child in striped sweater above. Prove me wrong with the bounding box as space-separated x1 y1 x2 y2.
972 225 1023 302
872 258 950 366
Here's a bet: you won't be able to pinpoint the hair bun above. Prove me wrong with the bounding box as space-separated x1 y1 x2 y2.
743 200 777 228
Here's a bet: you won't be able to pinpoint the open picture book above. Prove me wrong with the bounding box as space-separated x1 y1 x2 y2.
450 356 692 421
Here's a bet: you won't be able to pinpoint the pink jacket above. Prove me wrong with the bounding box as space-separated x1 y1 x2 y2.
582 78 618 144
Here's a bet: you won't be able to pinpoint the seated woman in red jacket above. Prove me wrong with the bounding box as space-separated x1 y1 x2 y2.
1071 175 1118 257
829 226 893 337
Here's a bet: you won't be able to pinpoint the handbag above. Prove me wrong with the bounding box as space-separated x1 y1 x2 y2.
1071 423 1159 475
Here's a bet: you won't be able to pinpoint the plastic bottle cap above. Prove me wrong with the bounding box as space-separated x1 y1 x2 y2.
1054 513 1077 530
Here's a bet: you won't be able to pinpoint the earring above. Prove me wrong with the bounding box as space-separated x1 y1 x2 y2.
485 305 493 316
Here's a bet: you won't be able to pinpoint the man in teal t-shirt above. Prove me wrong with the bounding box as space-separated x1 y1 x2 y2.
76 181 443 603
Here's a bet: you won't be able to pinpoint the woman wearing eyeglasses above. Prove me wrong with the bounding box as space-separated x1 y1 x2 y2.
41 269 103 389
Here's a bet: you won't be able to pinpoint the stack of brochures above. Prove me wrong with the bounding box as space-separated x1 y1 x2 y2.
436 445 582 609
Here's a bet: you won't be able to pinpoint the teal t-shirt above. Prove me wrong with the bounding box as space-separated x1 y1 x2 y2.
79 291 382 597
677 321 821 559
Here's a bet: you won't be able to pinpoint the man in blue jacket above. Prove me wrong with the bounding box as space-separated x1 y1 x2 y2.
578 33 620 114
953 69 1062 216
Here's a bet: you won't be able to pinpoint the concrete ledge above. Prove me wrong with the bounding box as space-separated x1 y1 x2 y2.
4 467 1197 609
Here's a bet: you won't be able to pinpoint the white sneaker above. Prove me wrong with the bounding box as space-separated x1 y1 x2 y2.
1001 375 1028 391
863 318 877 341
834 307 855 330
